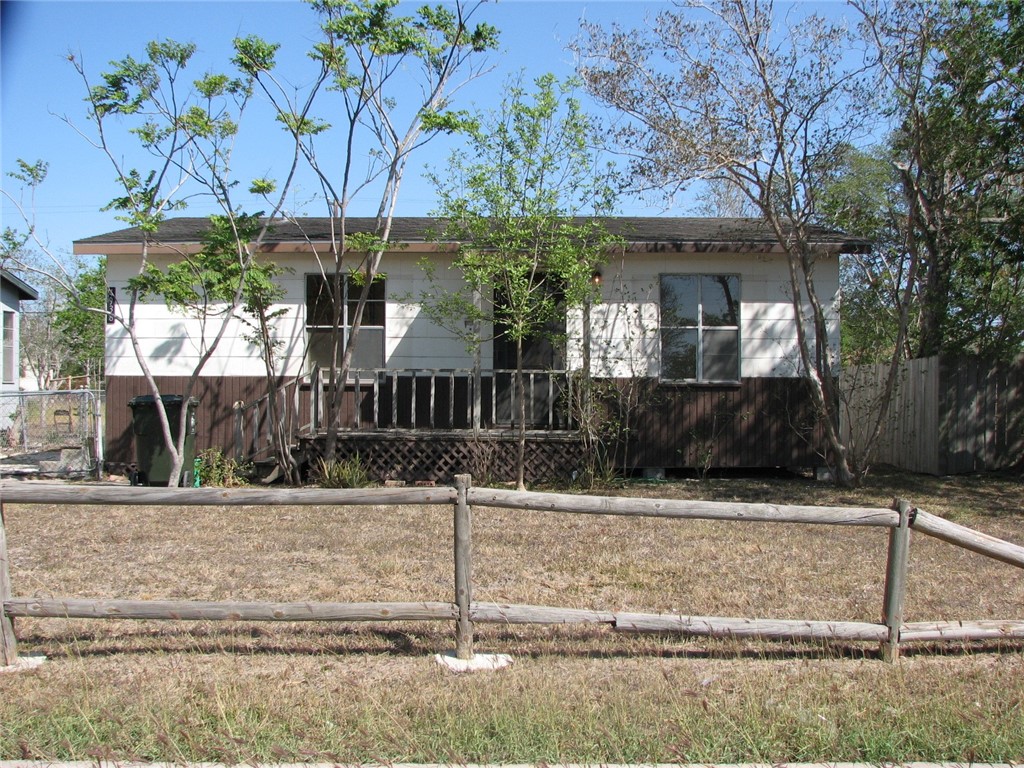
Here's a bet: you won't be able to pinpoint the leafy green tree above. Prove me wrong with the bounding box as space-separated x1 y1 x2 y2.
819 145 918 365
54 260 107 385
422 73 619 489
856 0 1024 361
64 40 298 485
234 0 499 457
575 0 873 485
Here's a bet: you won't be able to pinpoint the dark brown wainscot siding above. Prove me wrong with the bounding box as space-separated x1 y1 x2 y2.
105 375 268 466
106 374 828 474
598 377 827 471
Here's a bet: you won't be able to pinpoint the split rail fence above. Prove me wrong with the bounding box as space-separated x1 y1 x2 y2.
3 477 1024 669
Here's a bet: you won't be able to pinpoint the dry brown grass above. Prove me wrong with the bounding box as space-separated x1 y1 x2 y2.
2 466 1024 761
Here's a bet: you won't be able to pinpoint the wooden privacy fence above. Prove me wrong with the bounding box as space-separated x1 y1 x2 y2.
842 354 1024 475
3 477 1024 669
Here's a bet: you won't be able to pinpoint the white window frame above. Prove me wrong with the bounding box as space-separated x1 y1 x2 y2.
659 273 741 384
305 273 386 373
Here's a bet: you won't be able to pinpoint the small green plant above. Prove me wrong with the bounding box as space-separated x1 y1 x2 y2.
313 454 371 488
196 448 251 487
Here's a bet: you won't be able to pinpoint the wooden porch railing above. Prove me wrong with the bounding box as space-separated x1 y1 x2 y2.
232 371 314 464
234 367 577 464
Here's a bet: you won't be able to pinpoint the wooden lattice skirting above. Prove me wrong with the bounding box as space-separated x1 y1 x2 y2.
301 431 587 485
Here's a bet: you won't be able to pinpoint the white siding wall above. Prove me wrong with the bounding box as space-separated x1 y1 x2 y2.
106 253 284 377
106 251 483 377
382 254 487 370
581 250 840 379
1 284 21 393
106 248 840 379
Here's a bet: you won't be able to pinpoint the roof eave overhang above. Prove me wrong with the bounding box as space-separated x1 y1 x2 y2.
624 240 868 254
74 240 456 256
0 270 40 301
75 239 868 257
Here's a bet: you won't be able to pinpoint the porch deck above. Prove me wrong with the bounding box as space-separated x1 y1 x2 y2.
237 368 584 484
105 371 828 484
296 429 586 485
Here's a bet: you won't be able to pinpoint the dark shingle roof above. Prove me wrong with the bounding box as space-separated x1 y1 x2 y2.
0 269 40 301
74 216 868 252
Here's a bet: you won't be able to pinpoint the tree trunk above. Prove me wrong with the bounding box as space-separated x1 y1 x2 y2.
781 244 856 487
255 302 300 485
515 335 527 491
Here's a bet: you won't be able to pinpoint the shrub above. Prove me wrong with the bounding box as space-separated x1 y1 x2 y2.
312 454 372 488
196 448 252 487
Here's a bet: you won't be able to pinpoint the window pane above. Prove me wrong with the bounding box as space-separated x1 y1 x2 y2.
661 328 698 379
347 278 386 327
701 275 740 326
702 328 739 380
349 298 385 327
306 275 335 327
307 328 338 369
660 275 699 327
308 328 384 371
349 328 384 370
309 274 387 328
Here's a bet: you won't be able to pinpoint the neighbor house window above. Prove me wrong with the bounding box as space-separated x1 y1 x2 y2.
305 274 385 371
2 311 14 384
660 274 740 382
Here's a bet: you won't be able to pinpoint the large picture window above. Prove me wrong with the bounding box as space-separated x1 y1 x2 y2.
660 274 740 382
305 274 385 371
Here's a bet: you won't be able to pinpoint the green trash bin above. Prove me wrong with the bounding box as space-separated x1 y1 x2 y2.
128 395 199 486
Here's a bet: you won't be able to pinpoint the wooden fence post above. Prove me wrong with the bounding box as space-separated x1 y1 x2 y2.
454 473 474 660
0 502 17 666
881 498 913 662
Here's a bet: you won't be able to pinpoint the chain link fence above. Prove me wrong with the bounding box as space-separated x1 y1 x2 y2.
0 389 104 477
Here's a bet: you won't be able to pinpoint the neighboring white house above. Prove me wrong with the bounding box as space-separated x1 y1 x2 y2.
0 270 40 433
0 270 39 393
75 217 865 477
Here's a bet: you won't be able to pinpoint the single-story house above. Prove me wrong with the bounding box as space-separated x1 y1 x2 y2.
1 270 40 433
1 269 40 393
74 217 866 482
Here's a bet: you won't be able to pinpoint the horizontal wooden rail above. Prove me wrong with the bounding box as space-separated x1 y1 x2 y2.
1 482 898 526
899 620 1024 643
9 596 1024 646
5 598 456 622
468 487 900 527
470 603 888 642
911 509 1024 569
614 612 889 642
472 603 617 625
5 597 889 644
0 483 456 508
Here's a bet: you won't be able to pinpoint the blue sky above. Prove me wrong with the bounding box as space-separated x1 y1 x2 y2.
1 0 850 261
